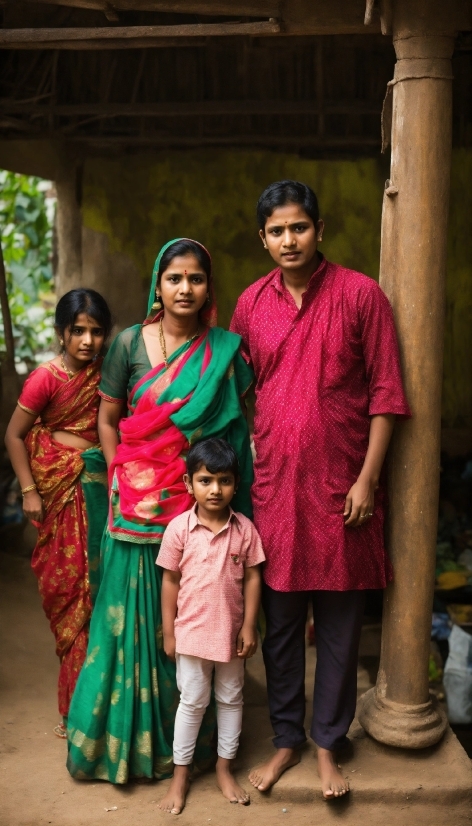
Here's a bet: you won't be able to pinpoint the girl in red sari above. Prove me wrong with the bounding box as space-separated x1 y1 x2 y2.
5 289 112 737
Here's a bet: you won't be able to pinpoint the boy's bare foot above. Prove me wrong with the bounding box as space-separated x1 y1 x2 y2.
158 765 190 815
317 747 350 800
248 747 300 792
216 757 250 804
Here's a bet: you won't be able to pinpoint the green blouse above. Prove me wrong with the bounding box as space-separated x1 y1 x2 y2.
99 324 153 404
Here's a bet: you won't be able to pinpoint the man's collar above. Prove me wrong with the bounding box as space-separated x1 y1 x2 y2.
271 253 327 294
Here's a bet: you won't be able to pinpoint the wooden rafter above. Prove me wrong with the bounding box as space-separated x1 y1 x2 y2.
0 20 281 50
37 134 381 148
0 100 382 117
19 0 279 15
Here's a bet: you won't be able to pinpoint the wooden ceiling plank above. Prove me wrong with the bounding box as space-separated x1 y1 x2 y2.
57 134 381 146
19 0 280 15
0 20 281 49
0 99 381 115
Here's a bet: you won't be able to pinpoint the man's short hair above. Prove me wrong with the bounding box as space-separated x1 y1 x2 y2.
257 180 320 231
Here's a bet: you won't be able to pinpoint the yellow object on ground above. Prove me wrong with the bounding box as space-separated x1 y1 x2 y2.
436 571 471 590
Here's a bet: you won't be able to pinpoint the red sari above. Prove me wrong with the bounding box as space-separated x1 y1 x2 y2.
19 359 102 717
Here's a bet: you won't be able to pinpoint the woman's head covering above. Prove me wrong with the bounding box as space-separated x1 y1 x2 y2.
146 237 217 327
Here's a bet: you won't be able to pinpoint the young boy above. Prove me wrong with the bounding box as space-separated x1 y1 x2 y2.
230 180 410 799
157 437 265 815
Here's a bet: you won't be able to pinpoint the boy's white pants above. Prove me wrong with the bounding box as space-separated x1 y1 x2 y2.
174 653 245 765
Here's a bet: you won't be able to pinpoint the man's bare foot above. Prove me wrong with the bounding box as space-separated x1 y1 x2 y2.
216 757 250 804
317 747 350 800
248 748 300 792
158 765 190 815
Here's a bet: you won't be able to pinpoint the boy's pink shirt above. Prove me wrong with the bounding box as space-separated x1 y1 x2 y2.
157 504 265 663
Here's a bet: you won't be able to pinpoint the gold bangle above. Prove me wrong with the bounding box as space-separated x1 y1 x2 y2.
21 484 37 495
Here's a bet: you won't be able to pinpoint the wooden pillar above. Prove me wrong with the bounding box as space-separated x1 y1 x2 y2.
359 0 454 748
55 148 83 295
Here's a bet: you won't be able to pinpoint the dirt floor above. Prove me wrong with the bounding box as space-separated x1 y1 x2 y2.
1 550 472 826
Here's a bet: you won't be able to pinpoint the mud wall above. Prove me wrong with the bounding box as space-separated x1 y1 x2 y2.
0 141 470 433
80 148 472 433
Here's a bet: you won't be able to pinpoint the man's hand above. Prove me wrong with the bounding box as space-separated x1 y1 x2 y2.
236 623 258 658
344 476 377 528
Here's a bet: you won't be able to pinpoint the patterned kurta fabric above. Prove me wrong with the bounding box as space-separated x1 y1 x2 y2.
230 257 411 592
19 359 102 715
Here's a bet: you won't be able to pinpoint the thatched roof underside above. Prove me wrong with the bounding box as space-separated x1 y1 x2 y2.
0 3 471 157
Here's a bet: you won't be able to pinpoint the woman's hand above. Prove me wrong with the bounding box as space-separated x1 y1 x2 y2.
163 634 176 661
343 476 377 528
22 489 44 523
237 623 257 659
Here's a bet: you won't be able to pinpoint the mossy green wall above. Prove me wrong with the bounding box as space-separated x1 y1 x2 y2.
443 150 472 430
82 149 472 429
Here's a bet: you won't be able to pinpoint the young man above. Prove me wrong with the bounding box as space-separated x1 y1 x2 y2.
230 180 410 799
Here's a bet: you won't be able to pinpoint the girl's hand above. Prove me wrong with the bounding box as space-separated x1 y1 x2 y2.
343 476 377 528
163 634 176 661
22 490 44 523
237 623 257 659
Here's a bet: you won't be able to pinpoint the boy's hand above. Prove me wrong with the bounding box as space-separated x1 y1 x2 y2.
344 476 377 527
163 634 177 661
237 624 257 659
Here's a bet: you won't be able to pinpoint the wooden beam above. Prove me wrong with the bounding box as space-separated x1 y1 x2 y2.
0 99 382 116
0 20 281 49
0 133 380 148
20 0 280 15
8 0 472 34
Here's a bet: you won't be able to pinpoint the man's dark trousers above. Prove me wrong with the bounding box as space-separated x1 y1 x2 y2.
261 584 365 751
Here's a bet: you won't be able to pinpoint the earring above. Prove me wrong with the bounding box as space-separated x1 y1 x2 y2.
151 293 163 311
263 242 268 249
59 338 64 347
317 236 323 242
205 293 211 304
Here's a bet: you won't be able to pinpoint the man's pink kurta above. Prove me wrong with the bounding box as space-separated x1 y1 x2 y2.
230 256 411 592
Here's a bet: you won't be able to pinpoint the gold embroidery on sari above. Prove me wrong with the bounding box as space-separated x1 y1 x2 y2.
136 731 151 756
107 733 121 763
107 604 125 636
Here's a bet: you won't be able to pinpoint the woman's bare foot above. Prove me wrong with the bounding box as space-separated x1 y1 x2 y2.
317 747 350 800
158 765 190 815
248 748 300 792
216 757 250 804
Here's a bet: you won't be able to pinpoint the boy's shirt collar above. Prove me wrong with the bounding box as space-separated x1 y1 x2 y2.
188 501 240 534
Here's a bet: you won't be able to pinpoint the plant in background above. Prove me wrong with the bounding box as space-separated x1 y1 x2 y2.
0 171 56 372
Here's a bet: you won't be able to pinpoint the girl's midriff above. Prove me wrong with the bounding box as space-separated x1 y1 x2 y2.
51 431 98 450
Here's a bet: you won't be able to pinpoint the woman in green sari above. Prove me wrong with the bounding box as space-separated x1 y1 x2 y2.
66 239 253 784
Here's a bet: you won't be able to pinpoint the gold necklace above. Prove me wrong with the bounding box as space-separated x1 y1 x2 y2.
60 353 78 380
159 317 201 368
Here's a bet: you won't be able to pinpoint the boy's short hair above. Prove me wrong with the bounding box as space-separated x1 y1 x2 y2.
256 180 320 231
186 438 240 479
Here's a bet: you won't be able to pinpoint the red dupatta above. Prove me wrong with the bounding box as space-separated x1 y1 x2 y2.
108 331 212 541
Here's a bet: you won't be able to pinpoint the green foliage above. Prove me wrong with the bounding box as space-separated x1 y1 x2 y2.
0 170 56 369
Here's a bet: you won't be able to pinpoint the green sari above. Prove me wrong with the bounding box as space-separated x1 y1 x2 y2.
66 240 253 784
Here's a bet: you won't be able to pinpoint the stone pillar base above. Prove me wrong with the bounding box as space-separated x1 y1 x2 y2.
358 687 448 749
